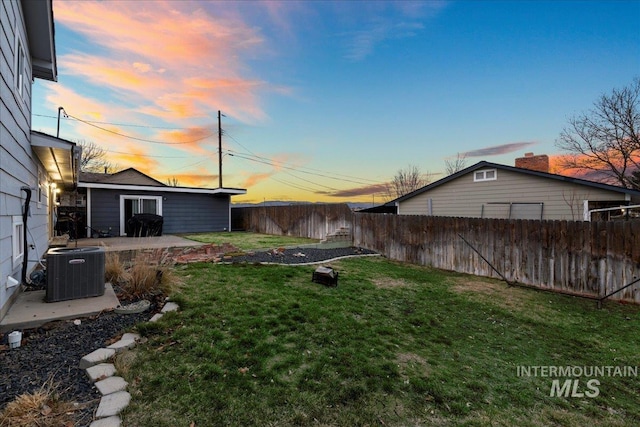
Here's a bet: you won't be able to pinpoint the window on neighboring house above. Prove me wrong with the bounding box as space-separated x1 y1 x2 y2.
15 36 26 97
474 169 497 182
12 216 24 267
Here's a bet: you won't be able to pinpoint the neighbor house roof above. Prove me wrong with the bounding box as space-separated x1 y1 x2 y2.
393 161 640 204
80 168 167 186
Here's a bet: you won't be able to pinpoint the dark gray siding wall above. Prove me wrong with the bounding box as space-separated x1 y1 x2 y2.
163 192 230 233
88 188 121 236
88 188 230 236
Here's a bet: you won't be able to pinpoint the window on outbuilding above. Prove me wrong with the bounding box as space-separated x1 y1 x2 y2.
474 169 497 182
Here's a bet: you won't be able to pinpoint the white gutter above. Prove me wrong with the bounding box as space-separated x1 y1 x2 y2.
78 182 246 195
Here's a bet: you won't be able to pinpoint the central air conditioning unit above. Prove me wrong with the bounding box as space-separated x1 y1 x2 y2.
46 246 105 302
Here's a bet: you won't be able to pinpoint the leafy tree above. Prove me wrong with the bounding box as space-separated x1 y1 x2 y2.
555 78 640 189
386 165 433 200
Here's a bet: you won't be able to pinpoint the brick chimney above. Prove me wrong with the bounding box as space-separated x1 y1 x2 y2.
515 153 549 173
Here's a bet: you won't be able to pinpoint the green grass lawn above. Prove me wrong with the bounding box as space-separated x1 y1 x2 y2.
180 231 319 251
121 257 640 426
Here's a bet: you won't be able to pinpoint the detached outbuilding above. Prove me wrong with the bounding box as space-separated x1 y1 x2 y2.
59 168 246 237
393 154 640 221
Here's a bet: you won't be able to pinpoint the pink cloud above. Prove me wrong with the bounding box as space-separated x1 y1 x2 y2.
53 1 273 123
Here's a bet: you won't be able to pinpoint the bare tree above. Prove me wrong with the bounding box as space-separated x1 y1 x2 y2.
78 140 116 173
561 189 587 221
167 177 180 186
444 153 468 176
632 169 640 189
386 164 433 199
555 78 640 189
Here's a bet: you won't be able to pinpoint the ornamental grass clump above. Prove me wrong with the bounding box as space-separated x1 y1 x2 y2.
119 250 183 301
105 250 128 285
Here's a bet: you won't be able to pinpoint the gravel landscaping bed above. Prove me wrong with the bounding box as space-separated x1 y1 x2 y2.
0 310 152 426
230 246 379 264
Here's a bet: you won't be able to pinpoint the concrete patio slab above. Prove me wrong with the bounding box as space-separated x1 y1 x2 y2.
0 283 120 333
70 235 205 252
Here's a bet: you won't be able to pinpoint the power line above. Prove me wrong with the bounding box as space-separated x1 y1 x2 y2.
66 113 215 145
224 131 382 185
164 158 210 173
270 176 322 194
33 113 192 130
101 148 196 159
227 150 381 187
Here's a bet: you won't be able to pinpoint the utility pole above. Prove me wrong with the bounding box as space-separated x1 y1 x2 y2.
56 106 65 137
218 110 223 188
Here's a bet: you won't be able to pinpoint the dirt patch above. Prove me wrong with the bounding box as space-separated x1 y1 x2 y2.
450 278 532 309
372 277 414 289
449 277 556 321
396 352 429 379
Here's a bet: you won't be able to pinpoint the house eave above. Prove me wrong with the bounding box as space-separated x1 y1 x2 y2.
22 0 57 81
31 131 78 187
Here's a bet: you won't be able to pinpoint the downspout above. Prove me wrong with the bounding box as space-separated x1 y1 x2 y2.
20 186 32 286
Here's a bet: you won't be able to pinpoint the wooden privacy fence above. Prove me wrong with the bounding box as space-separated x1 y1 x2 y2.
353 213 640 303
232 204 353 240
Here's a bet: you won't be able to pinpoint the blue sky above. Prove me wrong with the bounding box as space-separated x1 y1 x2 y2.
32 0 640 203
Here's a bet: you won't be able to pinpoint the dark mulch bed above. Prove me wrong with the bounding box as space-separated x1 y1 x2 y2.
0 310 153 426
229 246 379 264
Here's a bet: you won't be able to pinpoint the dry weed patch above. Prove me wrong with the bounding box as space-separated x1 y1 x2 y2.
0 379 79 427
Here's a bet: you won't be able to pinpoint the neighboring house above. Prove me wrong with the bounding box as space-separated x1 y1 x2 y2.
65 168 246 236
392 154 640 221
1 1 80 318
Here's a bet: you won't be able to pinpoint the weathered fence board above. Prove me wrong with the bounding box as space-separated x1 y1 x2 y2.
232 204 640 303
353 213 640 304
232 204 353 240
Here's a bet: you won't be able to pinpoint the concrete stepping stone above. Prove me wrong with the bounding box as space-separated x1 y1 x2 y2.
161 302 180 313
149 313 163 322
80 348 116 369
114 299 151 314
95 391 131 418
121 332 141 341
89 415 122 427
107 338 136 353
95 376 128 396
86 363 117 383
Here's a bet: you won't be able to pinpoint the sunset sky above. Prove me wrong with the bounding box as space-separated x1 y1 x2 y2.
32 0 640 204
